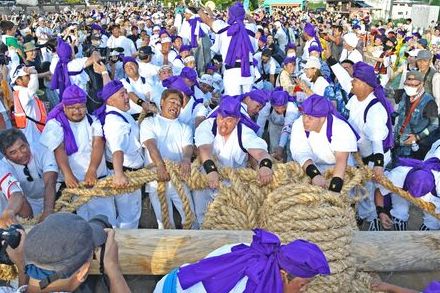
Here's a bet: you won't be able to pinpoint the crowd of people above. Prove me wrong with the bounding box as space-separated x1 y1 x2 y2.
0 0 439 291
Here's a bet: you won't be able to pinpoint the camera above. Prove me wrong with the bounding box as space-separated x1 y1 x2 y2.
0 224 23 265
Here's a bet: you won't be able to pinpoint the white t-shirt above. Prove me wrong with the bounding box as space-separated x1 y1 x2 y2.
195 118 267 168
0 160 22 215
40 115 107 181
49 56 89 92
311 76 330 96
290 115 358 168
178 97 208 130
346 92 389 157
106 35 136 56
121 75 152 115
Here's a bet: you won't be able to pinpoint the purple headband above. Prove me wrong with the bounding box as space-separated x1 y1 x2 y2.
224 2 254 77
178 229 330 293
162 76 194 96
308 45 322 53
180 67 198 84
259 35 267 44
353 62 394 149
179 45 192 53
245 89 269 106
286 43 296 50
216 95 241 118
283 56 296 65
270 89 293 107
304 23 316 37
47 85 87 156
206 64 217 72
122 56 138 67
301 94 360 142
93 80 125 124
404 36 412 42
399 157 440 198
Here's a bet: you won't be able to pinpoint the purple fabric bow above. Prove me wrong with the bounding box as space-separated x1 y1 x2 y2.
209 95 260 133
51 38 73 97
352 62 394 149
93 80 124 125
224 2 254 77
301 94 360 142
188 17 205 48
162 76 194 97
178 229 330 293
47 85 87 155
399 157 440 198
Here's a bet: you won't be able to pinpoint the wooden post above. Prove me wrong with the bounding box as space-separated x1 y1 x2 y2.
87 230 440 275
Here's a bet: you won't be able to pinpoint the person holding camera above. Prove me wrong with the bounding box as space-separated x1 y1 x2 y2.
0 213 130 293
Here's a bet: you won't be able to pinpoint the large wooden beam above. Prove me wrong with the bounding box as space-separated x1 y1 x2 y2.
88 230 440 275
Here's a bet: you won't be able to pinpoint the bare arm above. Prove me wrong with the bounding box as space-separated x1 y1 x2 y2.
54 143 79 188
198 8 215 29
41 171 57 218
195 116 206 129
333 151 348 179
144 139 165 167
198 144 214 163
84 136 105 186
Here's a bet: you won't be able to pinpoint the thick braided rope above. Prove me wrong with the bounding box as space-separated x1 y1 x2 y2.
157 181 171 229
168 164 194 229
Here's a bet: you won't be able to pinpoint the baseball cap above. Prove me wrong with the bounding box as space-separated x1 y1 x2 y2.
10 64 28 84
138 45 155 57
406 70 424 82
417 49 433 60
304 57 321 70
24 213 109 289
199 74 213 87
23 41 37 52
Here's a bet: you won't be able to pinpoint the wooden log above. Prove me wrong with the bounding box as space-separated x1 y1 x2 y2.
88 230 440 275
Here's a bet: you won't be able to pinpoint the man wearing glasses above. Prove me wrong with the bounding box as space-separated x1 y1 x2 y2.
0 128 57 222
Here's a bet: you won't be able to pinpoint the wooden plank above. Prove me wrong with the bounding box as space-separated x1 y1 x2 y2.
88 230 440 275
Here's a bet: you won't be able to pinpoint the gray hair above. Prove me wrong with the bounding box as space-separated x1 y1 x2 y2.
0 128 28 155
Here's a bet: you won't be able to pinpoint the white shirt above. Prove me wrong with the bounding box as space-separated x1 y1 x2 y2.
179 16 209 46
0 160 22 215
179 97 208 130
311 76 330 96
346 92 389 157
49 56 90 92
195 118 267 168
140 115 193 164
152 48 178 67
40 116 107 181
106 35 136 56
302 38 319 61
121 75 152 115
12 74 42 144
138 61 160 86
3 143 57 202
290 115 358 168
103 105 143 169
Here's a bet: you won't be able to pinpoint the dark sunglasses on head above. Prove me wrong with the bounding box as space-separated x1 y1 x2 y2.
23 165 34 182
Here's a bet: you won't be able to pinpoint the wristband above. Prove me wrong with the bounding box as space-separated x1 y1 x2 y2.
101 71 109 75
376 206 391 218
203 159 218 174
259 158 272 169
136 98 144 106
305 164 321 180
373 153 384 167
328 177 343 193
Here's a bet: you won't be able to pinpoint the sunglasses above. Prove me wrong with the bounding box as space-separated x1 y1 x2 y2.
23 165 34 182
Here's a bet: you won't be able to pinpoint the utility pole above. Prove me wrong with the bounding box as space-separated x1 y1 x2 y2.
388 0 394 20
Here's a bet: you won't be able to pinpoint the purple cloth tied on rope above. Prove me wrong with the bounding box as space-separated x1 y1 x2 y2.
398 157 440 198
178 228 330 293
223 2 255 77
352 61 394 149
46 85 87 155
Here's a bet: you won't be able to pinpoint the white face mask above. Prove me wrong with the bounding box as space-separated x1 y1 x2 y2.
287 52 296 57
404 85 419 97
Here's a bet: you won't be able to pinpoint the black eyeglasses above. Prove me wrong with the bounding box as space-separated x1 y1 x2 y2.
23 165 33 182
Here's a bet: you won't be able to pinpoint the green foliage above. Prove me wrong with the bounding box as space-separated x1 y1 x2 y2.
307 1 325 10
64 0 81 4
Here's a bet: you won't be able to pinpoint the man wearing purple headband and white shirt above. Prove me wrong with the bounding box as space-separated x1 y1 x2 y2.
153 229 330 293
193 96 272 226
40 84 116 225
94 80 144 229
199 2 258 96
346 62 394 231
301 23 322 62
290 95 358 192
256 89 300 161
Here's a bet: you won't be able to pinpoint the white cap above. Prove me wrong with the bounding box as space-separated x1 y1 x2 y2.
304 57 321 70
199 74 213 87
10 65 28 84
183 55 195 63
161 37 172 43
343 32 359 48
